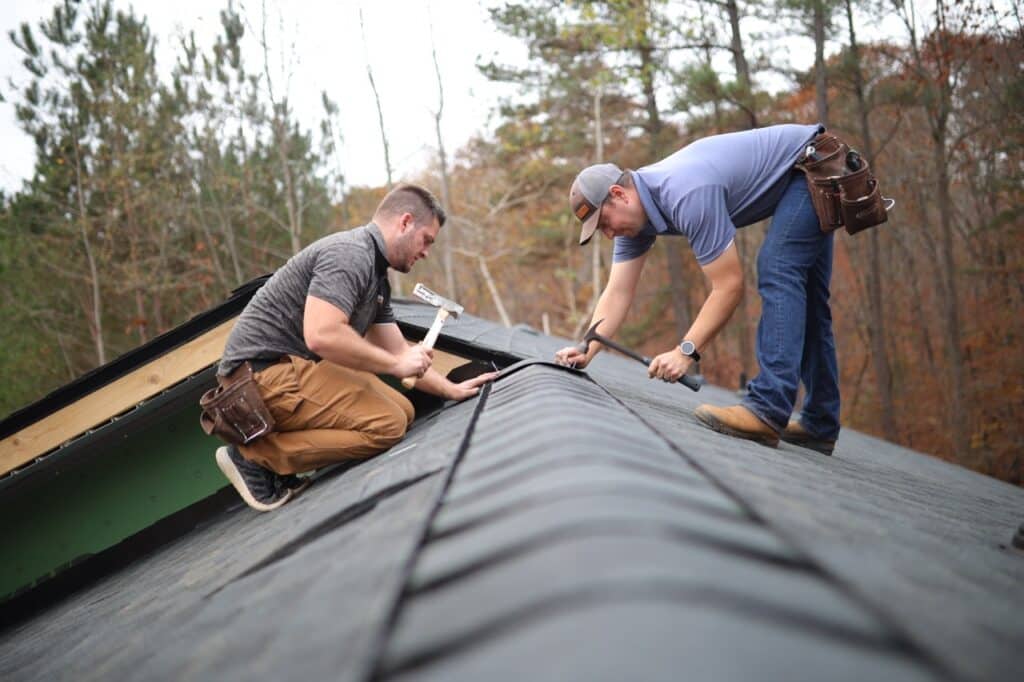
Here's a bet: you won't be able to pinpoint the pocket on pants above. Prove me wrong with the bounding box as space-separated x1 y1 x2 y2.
254 357 305 427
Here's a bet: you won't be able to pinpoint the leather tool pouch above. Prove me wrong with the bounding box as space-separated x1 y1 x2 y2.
796 132 890 235
199 362 275 445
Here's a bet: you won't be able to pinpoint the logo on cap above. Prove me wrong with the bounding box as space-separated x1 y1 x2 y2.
575 203 591 220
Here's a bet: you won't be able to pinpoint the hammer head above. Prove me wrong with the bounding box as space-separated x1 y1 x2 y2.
412 283 463 317
575 318 605 353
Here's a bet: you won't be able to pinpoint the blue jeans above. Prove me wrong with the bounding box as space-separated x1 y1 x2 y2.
742 172 840 440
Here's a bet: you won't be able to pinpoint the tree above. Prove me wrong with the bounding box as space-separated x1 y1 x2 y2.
0 0 337 413
428 9 457 300
832 0 898 440
9 0 176 362
889 0 1004 461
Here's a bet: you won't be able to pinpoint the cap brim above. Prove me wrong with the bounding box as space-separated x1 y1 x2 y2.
578 208 601 245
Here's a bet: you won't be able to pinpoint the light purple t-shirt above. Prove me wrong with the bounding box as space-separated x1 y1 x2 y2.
612 124 822 266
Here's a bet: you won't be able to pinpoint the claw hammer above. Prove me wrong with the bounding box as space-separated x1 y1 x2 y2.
403 283 464 389
575 318 702 391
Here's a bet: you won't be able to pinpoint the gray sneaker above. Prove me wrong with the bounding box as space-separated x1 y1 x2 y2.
281 473 312 496
215 445 293 512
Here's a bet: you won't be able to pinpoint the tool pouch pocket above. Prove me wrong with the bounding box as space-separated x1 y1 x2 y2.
796 132 891 236
199 362 275 445
837 164 887 235
806 175 844 232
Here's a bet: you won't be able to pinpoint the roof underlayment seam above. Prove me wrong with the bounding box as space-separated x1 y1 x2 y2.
204 470 443 600
586 372 957 681
361 381 494 682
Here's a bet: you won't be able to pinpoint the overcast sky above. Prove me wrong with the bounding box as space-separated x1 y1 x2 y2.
0 0 522 194
1 0 953 197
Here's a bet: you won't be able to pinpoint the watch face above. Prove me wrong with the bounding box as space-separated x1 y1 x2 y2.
680 341 696 356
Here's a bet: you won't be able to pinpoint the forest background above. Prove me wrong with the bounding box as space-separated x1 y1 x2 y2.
0 0 1021 484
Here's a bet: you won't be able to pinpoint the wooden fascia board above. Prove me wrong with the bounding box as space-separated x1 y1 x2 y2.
0 320 236 476
0 320 473 476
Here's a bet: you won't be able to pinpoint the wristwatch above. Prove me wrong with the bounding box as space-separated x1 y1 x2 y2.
678 339 701 362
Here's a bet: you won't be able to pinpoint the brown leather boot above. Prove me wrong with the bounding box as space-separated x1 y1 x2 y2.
780 420 836 456
694 404 779 447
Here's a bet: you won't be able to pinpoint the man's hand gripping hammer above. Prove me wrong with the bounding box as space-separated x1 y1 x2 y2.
575 319 702 392
403 283 464 389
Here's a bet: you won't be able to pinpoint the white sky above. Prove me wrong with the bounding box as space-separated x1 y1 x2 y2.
0 0 523 194
0 0 958 196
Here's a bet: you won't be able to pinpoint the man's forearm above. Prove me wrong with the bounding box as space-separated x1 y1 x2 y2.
310 324 399 375
584 286 637 362
408 367 453 399
682 286 743 352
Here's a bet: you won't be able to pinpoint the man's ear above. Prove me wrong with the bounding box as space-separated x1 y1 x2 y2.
607 185 626 203
398 212 416 233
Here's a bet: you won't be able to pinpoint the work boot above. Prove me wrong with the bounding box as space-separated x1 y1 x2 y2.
780 420 836 456
694 404 780 447
215 445 293 512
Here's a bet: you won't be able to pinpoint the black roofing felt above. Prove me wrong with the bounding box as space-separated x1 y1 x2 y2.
2 301 1023 682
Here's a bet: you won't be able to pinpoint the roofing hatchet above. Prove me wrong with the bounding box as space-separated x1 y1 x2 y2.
402 283 464 389
576 319 702 392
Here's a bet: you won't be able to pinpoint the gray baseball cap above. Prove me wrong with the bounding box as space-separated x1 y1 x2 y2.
569 162 623 245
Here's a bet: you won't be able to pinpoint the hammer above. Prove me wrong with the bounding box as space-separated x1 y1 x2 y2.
402 283 464 389
576 319 702 392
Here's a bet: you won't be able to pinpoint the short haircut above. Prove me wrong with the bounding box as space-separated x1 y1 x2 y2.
374 184 447 228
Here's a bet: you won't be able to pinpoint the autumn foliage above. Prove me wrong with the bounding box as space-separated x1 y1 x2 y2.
1 0 1021 484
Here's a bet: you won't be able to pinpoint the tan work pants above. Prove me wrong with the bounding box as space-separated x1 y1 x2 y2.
239 355 414 475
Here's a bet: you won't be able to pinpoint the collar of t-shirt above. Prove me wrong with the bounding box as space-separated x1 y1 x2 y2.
367 222 391 275
631 170 668 238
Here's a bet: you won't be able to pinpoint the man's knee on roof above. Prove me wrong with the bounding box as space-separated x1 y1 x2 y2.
362 402 411 450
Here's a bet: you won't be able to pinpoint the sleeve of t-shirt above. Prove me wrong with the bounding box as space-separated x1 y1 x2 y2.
612 232 657 263
307 246 373 319
674 184 736 266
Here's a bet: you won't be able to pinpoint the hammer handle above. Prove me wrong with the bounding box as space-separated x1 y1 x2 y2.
401 309 449 389
639 354 701 391
579 337 702 392
677 374 702 392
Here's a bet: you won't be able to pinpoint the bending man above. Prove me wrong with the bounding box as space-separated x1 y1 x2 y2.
555 124 839 456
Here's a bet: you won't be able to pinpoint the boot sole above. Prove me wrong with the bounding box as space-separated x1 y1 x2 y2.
780 435 835 456
216 446 293 512
695 411 780 448
285 476 313 497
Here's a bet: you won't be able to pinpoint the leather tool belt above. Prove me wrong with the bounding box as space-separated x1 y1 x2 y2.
795 131 894 235
199 361 276 445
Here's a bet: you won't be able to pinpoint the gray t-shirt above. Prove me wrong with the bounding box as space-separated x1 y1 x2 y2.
612 123 821 265
218 223 394 376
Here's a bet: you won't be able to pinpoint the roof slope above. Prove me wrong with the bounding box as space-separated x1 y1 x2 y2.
1 300 1022 682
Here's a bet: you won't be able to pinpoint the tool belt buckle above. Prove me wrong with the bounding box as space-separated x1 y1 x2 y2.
229 397 273 444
